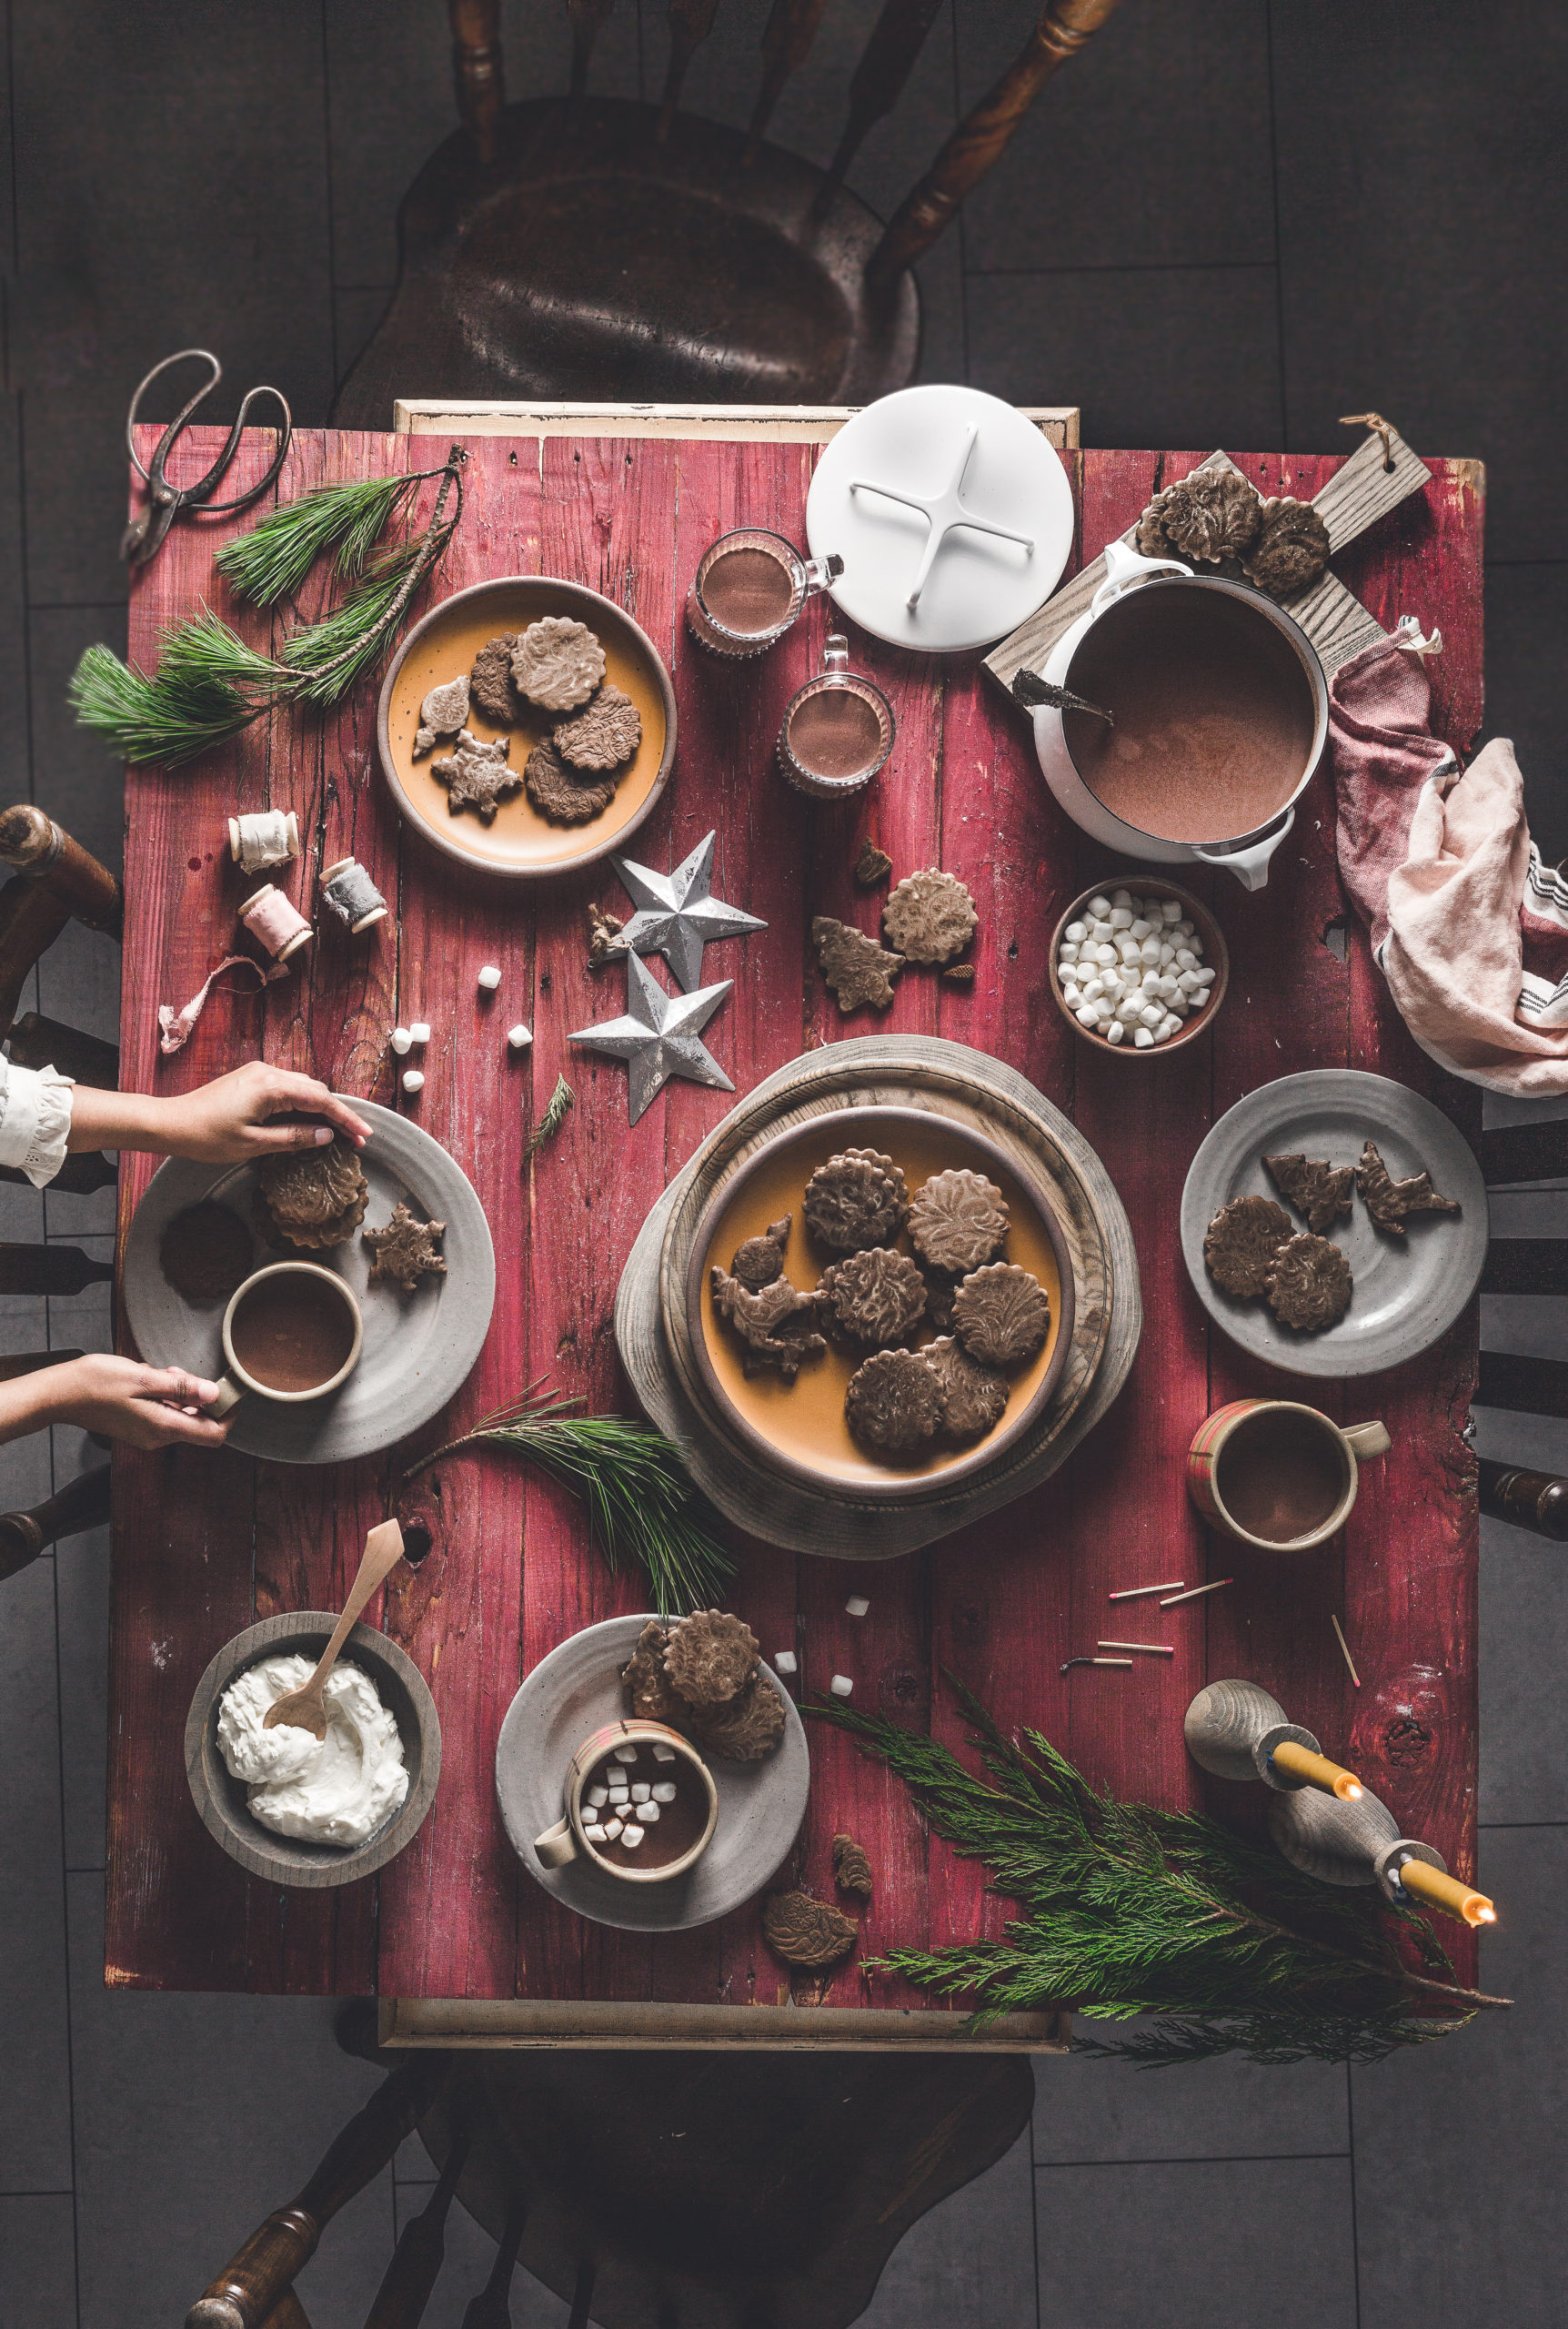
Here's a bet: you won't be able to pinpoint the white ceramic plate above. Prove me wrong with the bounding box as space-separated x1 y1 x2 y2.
1180 1070 1488 1379
122 1098 495 1463
805 385 1074 651
497 1614 809 1933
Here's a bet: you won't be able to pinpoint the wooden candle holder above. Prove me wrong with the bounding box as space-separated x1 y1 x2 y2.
1268 1784 1493 1923
1183 1679 1362 1800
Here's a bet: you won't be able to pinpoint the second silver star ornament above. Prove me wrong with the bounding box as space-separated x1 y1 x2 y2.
569 950 735 1124
611 830 766 992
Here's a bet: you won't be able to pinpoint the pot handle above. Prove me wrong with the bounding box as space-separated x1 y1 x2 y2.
1091 537 1192 615
1191 809 1296 892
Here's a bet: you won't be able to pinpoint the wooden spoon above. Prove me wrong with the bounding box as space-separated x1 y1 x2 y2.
263 1519 406 1739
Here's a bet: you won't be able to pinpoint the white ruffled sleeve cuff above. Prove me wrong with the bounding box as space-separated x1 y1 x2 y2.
0 1054 76 1187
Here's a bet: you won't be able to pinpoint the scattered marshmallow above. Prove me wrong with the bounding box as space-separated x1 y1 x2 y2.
845 1595 869 1618
602 1819 623 1840
774 1650 798 1675
584 1823 608 1843
477 964 501 992
390 1027 413 1055
651 1781 678 1803
651 1743 676 1761
640 1800 660 1821
401 1069 425 1094
829 1674 854 1698
508 1023 533 1051
631 1782 650 1802
620 1824 645 1849
613 1744 638 1762
408 1021 431 1045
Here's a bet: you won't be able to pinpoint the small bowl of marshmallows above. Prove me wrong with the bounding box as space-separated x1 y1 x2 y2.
1048 878 1229 1058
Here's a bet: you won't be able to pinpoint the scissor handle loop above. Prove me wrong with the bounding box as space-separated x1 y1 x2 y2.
126 348 293 516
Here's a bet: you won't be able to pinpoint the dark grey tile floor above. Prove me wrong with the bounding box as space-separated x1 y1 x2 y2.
2 4 1564 2324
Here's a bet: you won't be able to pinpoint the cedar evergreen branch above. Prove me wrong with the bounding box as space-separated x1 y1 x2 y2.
812 1684 1509 2066
403 1382 735 1617
68 454 466 767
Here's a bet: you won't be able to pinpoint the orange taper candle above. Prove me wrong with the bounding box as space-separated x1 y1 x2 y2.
1394 1858 1496 1927
1268 1739 1363 1801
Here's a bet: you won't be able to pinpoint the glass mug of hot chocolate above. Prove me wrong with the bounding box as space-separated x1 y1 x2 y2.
1187 1398 1391 1551
209 1261 364 1417
777 635 896 800
533 1719 719 1883
686 528 842 660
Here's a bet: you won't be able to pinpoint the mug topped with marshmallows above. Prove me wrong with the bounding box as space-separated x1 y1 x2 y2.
533 1719 719 1883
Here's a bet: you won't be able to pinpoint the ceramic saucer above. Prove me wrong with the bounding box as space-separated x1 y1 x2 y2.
497 1614 809 1932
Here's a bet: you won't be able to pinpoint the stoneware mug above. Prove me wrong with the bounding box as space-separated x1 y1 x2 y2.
533 1718 719 1885
210 1261 365 1418
1187 1396 1391 1551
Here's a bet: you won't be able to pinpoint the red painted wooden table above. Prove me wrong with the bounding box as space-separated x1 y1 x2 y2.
107 419 1484 2034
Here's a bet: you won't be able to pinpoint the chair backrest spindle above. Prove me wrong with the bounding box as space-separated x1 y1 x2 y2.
362 2133 471 2329
825 0 947 195
746 0 829 163
447 0 505 161
658 0 723 140
567 0 618 100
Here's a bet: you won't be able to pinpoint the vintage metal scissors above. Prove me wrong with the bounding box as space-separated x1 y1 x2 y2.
120 348 293 568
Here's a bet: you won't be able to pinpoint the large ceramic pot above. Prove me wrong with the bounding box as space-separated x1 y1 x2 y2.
1030 540 1330 892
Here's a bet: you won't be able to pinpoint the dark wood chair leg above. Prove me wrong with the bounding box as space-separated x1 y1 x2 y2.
1480 1240 1568 1296
0 804 123 1037
1479 1119 1568 1184
186 2057 449 2329
363 2133 471 2329
658 0 722 140
7 1010 121 1089
459 2205 527 2329
0 1348 83 1383
258 2296 313 2329
0 1464 112 1583
566 2259 596 2329
0 1244 115 1296
1479 1457 1568 1541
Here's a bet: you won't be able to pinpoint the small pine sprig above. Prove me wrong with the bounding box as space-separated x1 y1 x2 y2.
215 469 434 605
524 1074 574 1163
403 1382 735 1617
810 1682 1509 2066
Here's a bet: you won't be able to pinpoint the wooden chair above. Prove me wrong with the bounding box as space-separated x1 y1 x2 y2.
187 2019 1034 2329
0 802 123 1201
1473 1116 1568 1540
332 0 1122 420
0 1457 111 1584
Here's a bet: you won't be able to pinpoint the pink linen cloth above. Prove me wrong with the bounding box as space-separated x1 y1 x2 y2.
1331 634 1568 1096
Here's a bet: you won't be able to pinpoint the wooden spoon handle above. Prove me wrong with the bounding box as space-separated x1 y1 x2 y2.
303 1520 406 1699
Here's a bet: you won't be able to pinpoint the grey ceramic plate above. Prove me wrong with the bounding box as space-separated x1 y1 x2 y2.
122 1098 495 1463
1180 1070 1488 1378
497 1614 809 1933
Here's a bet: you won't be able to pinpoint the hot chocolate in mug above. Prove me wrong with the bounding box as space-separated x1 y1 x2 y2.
1188 1397 1391 1551
533 1719 719 1884
210 1262 364 1417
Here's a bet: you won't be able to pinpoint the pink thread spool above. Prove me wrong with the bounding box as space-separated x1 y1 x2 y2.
239 883 313 963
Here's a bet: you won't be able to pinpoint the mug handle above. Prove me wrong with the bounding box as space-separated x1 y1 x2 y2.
533 1815 579 1870
209 1375 247 1420
1344 1421 1392 1460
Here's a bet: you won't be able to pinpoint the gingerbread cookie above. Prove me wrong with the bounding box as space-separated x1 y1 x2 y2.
1203 1195 1292 1301
1264 1153 1355 1236
819 1247 927 1346
844 1347 945 1454
907 1167 1008 1275
1264 1233 1352 1331
950 1263 1050 1368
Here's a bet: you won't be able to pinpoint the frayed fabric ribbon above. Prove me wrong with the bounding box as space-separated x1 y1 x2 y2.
157 954 290 1056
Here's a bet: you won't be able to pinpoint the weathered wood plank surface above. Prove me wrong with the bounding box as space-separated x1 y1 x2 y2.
108 431 1483 2009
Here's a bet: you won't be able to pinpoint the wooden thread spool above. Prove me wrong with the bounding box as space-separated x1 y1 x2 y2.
228 809 299 874
238 883 313 963
319 856 388 934
1269 1785 1494 1923
1184 1679 1362 1800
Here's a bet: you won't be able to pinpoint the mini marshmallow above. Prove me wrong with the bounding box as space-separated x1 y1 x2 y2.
1158 942 1176 965
1139 936 1161 963
1175 948 1196 971
1129 918 1153 942
586 1785 608 1808
1106 1020 1125 1044
1088 895 1111 918
631 1782 650 1802
1156 1014 1181 1042
1140 1003 1163 1029
1111 890 1131 908
1059 940 1080 963
651 1743 676 1761
774 1650 798 1674
608 1785 629 1802
409 1021 431 1044
1134 1027 1154 1048
1064 921 1087 943
639 1800 660 1820
1109 907 1132 930
477 964 501 991
613 1744 638 1762
1161 899 1182 923
602 1819 623 1840
391 1027 413 1055
1081 977 1105 1002
845 1595 869 1617
584 1823 608 1843
508 1023 533 1050
401 1069 425 1094
620 1824 645 1849
829 1674 853 1698
651 1781 678 1802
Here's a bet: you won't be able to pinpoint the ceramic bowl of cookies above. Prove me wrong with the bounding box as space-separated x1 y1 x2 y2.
185 1612 441 1890
1047 877 1229 1059
377 574 678 880
682 1104 1076 1500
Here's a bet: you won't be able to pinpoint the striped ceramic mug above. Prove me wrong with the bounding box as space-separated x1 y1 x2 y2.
1187 1398 1391 1551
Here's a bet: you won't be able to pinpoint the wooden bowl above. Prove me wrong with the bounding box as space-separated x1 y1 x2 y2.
681 1104 1076 1502
377 574 677 880
1047 877 1230 1059
185 1613 441 1889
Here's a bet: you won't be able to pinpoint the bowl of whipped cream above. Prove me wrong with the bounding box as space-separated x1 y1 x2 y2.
185 1612 441 1887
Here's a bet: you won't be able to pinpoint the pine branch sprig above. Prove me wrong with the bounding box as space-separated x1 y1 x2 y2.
524 1074 574 1163
810 1683 1509 2066
403 1383 735 1616
214 469 435 605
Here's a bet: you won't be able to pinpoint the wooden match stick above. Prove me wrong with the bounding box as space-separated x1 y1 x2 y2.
1098 1641 1175 1656
1108 1581 1185 1600
1159 1578 1233 1608
1060 1655 1134 1672
1332 1614 1362 1688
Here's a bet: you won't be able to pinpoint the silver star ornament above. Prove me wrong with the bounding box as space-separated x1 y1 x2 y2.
611 829 767 992
569 950 735 1124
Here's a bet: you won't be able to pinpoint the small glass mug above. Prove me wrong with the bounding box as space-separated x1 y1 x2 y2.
686 528 841 660
777 635 896 800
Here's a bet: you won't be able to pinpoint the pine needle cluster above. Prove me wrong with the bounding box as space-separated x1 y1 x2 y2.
523 1074 575 1163
404 1383 736 1617
813 1685 1509 2066
69 455 466 767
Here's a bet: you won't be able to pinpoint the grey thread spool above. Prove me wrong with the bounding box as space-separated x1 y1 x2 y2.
319 856 387 934
1268 1784 1445 1901
1183 1678 1325 1792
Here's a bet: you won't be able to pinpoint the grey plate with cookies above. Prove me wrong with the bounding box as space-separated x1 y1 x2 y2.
121 1097 495 1463
1181 1070 1488 1378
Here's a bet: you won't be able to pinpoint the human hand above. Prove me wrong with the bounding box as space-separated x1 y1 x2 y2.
49 1354 234 1450
152 1062 371 1164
